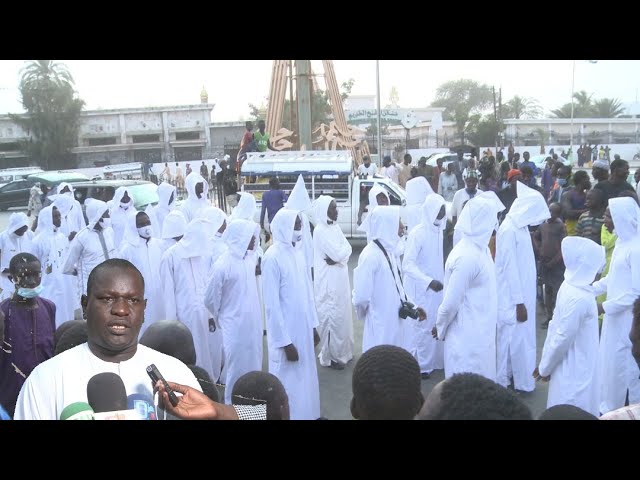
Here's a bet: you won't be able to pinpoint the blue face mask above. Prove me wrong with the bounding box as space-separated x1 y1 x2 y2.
17 285 44 298
557 178 567 187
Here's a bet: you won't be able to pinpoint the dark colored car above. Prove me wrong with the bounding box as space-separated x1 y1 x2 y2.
0 171 90 211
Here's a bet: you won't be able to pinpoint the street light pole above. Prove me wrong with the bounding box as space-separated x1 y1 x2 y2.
376 60 382 163
570 60 575 160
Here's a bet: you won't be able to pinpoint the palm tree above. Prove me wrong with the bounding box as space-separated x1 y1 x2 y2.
20 60 74 89
504 96 543 119
572 90 595 117
593 98 625 118
551 104 573 118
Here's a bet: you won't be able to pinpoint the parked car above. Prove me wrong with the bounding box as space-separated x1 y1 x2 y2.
0 166 45 188
68 179 159 212
0 171 90 211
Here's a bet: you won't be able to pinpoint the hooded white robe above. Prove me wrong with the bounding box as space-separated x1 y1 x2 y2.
262 208 320 420
109 186 137 246
592 197 640 414
181 172 210 223
118 211 165 336
313 195 353 367
284 175 314 277
436 195 505 381
0 212 35 301
160 218 224 382
63 200 117 296
353 206 418 353
403 193 446 374
146 182 177 238
204 219 262 404
52 183 86 237
158 210 186 252
32 206 77 327
495 182 550 392
538 236 604 415
404 176 434 234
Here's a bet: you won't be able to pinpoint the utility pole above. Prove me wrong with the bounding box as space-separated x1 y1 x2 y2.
288 60 295 150
493 86 498 152
295 60 312 150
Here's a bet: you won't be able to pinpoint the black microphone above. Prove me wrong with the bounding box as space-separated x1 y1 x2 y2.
87 372 128 413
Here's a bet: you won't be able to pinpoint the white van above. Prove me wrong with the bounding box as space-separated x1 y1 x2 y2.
0 166 45 188
240 150 407 239
102 162 144 180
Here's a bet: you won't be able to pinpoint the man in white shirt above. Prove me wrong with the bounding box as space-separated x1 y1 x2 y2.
14 259 201 420
356 155 378 178
380 156 401 184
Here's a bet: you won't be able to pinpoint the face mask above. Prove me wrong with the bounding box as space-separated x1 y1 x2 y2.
137 226 152 239
433 218 443 227
557 178 567 187
292 231 303 243
99 218 111 229
17 285 44 299
64 191 73 198
120 202 130 210
214 232 223 238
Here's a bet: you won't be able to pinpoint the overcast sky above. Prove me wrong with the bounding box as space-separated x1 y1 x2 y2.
1 60 639 121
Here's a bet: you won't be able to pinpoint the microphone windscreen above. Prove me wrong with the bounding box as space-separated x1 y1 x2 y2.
60 402 95 420
87 372 127 413
127 393 157 420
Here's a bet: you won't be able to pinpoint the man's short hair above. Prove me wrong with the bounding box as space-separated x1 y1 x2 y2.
574 170 590 185
86 259 144 299
352 345 423 420
538 404 598 420
363 155 370 163
9 252 39 276
404 154 412 162
188 365 219 402
419 373 532 420
520 165 533 176
269 177 280 188
232 371 289 420
139 320 197 366
54 322 88 356
610 158 628 172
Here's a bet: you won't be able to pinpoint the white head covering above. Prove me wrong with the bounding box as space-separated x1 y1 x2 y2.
507 181 550 228
56 182 75 196
52 192 74 218
608 197 640 244
156 182 177 210
285 174 312 212
562 236 606 289
85 199 109 230
405 176 433 206
270 208 300 246
112 186 135 209
421 193 446 231
225 219 259 258
185 172 209 201
455 195 505 248
162 210 187 239
368 184 389 208
122 210 150 247
369 206 401 252
6 212 29 234
231 192 257 221
175 218 213 259
36 205 56 236
202 206 227 235
314 195 335 225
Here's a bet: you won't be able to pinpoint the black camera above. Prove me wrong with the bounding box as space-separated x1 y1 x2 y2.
399 301 420 320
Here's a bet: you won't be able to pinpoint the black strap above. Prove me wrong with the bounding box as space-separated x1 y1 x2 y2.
373 239 408 303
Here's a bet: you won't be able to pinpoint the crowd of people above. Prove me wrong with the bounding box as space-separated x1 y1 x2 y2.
1 143 640 420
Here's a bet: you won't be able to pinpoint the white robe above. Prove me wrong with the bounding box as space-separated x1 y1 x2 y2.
118 215 165 336
353 206 416 353
403 194 445 373
495 182 550 392
160 219 224 383
436 195 505 381
0 212 35 301
14 343 201 420
313 195 353 367
451 187 482 247
592 197 640 414
52 185 86 237
110 186 138 246
205 219 262 404
538 236 604 415
32 206 77 327
404 177 433 234
284 175 314 276
181 172 210 223
146 182 177 238
263 208 320 420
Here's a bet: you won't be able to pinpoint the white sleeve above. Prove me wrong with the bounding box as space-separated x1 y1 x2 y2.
13 369 49 420
315 231 351 265
538 298 584 377
403 230 433 290
204 259 225 322
352 251 376 320
591 275 608 296
603 249 640 316
436 255 475 341
499 228 525 306
262 255 292 348
159 252 178 322
62 234 83 275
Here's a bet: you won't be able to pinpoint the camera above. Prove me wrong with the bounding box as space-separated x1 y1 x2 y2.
399 301 420 320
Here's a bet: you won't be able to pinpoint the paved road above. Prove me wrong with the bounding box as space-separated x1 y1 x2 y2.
2 210 550 419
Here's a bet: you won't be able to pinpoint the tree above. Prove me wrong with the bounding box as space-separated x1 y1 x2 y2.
465 114 503 147
10 60 84 170
430 79 493 145
503 95 543 119
551 90 595 118
593 97 625 118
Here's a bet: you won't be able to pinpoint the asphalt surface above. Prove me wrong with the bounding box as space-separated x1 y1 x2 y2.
2 209 550 420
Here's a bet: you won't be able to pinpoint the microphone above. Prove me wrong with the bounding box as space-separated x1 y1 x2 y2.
87 372 127 413
60 402 95 420
127 393 157 420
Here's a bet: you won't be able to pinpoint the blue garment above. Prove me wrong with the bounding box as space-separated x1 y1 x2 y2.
260 189 288 226
0 404 10 420
520 160 539 176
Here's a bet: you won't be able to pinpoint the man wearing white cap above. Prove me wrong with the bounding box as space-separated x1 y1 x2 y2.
0 213 35 301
